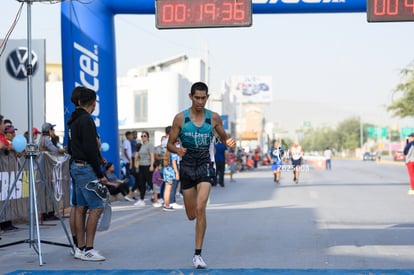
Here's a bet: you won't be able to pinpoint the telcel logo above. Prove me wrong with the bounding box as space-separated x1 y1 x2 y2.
6 47 38 80
73 42 100 127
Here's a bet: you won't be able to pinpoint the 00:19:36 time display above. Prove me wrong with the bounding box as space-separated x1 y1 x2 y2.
156 0 252 29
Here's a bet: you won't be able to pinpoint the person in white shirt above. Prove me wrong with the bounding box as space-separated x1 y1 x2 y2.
324 147 332 170
122 131 133 181
289 141 304 184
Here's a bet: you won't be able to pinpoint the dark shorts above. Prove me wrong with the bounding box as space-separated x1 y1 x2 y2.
292 158 302 167
180 149 212 190
180 176 212 190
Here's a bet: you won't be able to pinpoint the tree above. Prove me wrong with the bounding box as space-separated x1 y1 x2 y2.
336 117 360 151
301 127 338 152
387 65 414 118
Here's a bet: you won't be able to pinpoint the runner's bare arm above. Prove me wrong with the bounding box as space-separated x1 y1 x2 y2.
167 112 186 156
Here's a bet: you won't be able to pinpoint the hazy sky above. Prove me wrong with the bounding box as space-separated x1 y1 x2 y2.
2 1 414 130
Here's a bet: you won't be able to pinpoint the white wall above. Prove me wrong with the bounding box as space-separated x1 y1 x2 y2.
117 71 192 130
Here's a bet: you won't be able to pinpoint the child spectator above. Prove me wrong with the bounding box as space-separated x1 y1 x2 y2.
151 160 163 207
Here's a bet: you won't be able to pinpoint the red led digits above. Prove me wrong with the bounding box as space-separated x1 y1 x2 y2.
367 0 414 22
405 0 414 13
156 0 252 29
202 3 216 21
161 4 186 23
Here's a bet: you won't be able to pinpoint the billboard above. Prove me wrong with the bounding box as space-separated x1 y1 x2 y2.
0 39 45 134
230 75 272 103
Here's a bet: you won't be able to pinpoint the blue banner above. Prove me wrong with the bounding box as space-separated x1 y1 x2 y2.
221 115 229 130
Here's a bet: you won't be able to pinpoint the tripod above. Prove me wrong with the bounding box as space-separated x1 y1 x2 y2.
0 0 73 266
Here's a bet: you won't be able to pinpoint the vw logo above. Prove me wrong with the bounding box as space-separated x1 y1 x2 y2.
6 47 38 80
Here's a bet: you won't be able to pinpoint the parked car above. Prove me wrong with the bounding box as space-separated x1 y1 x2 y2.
362 152 376 161
393 151 405 161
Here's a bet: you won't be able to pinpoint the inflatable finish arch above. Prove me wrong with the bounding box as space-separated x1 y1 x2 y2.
61 0 366 173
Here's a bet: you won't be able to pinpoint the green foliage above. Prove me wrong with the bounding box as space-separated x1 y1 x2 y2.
299 116 362 152
387 66 414 118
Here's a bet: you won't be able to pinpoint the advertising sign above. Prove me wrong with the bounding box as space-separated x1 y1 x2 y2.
230 75 272 103
0 39 45 134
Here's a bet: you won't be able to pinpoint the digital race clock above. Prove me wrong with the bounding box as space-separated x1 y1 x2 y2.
155 0 252 29
367 0 414 22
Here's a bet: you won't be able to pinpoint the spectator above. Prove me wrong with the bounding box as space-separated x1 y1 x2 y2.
39 122 65 154
254 147 260 168
104 162 134 202
133 130 154 207
24 127 41 143
151 160 163 207
130 130 138 156
162 148 180 211
404 133 414 195
39 122 65 221
228 147 236 182
68 86 108 261
0 115 18 232
214 140 228 187
324 147 332 170
4 125 18 151
121 131 134 188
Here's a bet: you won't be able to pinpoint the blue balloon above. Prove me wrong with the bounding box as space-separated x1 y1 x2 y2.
12 135 27 153
101 142 110 152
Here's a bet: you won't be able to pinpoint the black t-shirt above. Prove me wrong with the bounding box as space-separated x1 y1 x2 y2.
67 108 103 179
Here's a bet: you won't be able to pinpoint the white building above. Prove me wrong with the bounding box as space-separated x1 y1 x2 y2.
46 54 215 147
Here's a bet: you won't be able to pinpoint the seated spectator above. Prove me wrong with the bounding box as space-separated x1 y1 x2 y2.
246 156 254 170
104 162 135 202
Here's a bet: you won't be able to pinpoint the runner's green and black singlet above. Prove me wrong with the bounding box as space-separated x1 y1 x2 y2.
179 108 214 181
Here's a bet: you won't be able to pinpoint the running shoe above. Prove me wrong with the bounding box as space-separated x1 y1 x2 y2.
124 196 135 202
152 202 162 208
81 248 105 261
192 254 207 269
163 205 175 212
73 247 84 260
170 203 183 209
134 199 146 207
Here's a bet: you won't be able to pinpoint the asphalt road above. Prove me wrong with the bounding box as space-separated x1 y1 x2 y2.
1 158 413 274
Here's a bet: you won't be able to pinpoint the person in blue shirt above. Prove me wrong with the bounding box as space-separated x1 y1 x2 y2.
267 140 284 184
214 140 228 187
167 82 235 269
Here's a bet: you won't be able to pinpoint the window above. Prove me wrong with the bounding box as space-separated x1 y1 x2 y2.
134 90 148 123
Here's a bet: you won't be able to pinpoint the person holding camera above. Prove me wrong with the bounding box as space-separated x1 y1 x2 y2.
404 133 414 195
